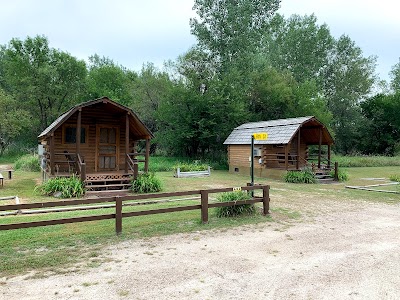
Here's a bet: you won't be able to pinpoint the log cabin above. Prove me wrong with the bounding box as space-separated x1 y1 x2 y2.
223 116 334 179
38 97 153 191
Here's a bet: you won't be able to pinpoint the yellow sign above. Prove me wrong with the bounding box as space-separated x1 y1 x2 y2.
233 187 242 192
253 132 268 140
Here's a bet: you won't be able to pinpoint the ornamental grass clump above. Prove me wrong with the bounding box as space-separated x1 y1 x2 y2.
215 191 255 218
35 175 85 198
131 173 162 193
284 168 316 184
14 154 41 172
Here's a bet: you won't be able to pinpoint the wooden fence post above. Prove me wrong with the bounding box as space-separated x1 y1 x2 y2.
334 162 339 181
200 190 209 224
262 185 270 215
115 196 122 235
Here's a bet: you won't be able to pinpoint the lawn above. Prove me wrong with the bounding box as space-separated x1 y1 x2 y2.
0 165 399 277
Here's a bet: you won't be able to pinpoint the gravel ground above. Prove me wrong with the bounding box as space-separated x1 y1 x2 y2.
1 197 400 300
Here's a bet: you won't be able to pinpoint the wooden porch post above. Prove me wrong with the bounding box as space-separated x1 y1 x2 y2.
125 113 129 173
76 109 81 156
145 138 150 173
50 134 55 175
318 127 322 169
285 144 289 170
296 129 301 170
328 144 331 169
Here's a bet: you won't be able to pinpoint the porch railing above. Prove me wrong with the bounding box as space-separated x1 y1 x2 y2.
126 152 147 179
76 154 86 181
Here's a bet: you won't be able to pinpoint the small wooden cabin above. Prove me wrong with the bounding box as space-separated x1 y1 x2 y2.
223 116 334 178
38 97 153 187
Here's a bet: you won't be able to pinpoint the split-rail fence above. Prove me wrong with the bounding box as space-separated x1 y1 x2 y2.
0 185 270 235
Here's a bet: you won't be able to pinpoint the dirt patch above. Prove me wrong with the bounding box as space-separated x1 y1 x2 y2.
1 196 400 299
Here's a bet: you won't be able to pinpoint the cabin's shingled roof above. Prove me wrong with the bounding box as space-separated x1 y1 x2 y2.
223 116 333 145
38 97 153 140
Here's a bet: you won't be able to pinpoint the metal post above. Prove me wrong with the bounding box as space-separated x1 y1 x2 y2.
251 135 254 187
200 190 209 224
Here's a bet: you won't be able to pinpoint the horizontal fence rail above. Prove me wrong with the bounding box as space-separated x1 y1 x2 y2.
0 185 270 234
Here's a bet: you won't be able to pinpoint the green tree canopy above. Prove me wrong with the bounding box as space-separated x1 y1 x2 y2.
85 54 136 105
0 89 30 155
0 35 87 133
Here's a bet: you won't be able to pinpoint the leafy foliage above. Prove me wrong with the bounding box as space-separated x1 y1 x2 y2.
0 90 30 155
14 154 40 172
389 174 400 182
131 173 162 193
215 191 256 218
0 35 87 135
284 169 316 184
35 175 85 198
329 169 349 181
175 162 209 172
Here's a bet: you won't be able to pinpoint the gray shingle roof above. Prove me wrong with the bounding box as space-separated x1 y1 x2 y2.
223 116 314 145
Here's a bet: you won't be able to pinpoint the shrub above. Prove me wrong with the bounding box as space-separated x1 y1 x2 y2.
329 169 349 181
389 174 400 182
284 168 316 184
174 162 209 172
14 154 41 172
215 191 255 218
131 173 162 193
35 175 85 198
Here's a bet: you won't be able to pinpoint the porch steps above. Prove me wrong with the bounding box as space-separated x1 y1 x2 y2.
85 174 133 193
315 169 335 184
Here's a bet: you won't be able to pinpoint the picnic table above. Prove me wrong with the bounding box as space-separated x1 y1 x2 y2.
1 169 13 179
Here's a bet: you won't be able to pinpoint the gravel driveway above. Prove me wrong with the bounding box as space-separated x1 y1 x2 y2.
1 197 400 300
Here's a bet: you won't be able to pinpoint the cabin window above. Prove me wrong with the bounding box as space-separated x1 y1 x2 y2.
63 126 87 144
234 167 239 172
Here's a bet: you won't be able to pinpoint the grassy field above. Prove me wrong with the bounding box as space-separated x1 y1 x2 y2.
0 164 399 277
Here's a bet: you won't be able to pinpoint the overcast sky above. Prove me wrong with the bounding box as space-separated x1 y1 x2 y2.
0 0 399 81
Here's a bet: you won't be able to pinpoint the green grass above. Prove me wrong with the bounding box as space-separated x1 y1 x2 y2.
332 155 400 167
0 164 399 277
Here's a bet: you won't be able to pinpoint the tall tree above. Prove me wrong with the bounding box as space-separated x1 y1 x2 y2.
264 14 334 84
190 0 281 73
0 35 87 133
85 54 136 105
0 89 29 155
322 35 376 153
390 58 400 92
360 93 400 155
130 63 173 134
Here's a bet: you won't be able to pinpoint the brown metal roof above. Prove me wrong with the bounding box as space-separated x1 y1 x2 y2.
38 97 153 140
223 116 334 146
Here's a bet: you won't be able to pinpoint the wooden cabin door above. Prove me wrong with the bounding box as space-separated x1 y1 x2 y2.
96 126 119 171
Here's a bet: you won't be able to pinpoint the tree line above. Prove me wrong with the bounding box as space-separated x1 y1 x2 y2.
0 0 399 157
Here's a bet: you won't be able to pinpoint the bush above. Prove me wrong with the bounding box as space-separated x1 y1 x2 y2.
284 168 316 184
215 191 255 218
14 154 41 172
389 174 400 182
131 173 162 193
329 169 349 181
35 175 85 198
174 162 209 172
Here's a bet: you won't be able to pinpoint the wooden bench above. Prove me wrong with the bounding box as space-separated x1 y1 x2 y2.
0 173 3 188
